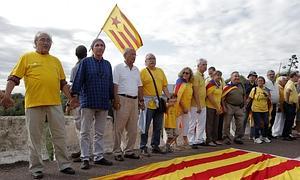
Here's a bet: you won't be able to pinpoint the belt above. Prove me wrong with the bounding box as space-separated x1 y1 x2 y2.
227 102 243 107
118 94 138 99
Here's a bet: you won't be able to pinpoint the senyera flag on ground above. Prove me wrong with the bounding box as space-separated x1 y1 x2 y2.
92 148 300 180
101 4 143 53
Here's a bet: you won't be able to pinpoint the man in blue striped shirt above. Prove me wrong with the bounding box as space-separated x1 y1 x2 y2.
71 39 114 170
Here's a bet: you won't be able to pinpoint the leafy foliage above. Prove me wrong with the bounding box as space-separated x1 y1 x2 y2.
0 93 68 116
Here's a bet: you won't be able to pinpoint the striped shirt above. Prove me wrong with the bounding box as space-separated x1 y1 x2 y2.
71 56 113 110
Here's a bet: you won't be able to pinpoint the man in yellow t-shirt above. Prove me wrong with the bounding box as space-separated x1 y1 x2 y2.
283 72 299 140
140 53 170 155
187 58 207 147
1 32 77 178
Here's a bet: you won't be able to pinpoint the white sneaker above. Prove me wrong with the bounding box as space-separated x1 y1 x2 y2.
254 138 263 144
262 137 271 143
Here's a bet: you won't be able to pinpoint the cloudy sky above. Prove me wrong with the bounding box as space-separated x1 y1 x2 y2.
0 0 299 93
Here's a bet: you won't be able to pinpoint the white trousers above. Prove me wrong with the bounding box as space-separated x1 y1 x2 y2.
177 113 190 137
187 107 207 144
272 112 285 137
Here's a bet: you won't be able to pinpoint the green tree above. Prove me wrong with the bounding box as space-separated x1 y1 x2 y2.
0 93 25 116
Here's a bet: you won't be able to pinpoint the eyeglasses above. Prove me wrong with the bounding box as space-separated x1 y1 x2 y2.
183 72 190 75
146 57 156 60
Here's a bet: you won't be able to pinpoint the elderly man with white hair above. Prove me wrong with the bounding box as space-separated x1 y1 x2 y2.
272 76 288 137
1 31 77 179
265 70 280 138
187 58 207 148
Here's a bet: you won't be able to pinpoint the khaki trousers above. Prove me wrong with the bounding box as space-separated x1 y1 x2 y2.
80 108 107 161
222 103 244 140
26 105 71 173
113 96 138 155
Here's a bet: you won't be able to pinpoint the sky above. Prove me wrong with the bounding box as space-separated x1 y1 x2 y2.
0 0 299 93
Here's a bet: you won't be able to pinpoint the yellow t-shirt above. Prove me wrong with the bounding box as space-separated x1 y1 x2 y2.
191 71 206 107
10 51 65 108
205 81 222 110
164 105 176 128
140 67 168 109
249 87 269 112
284 80 298 104
176 82 193 116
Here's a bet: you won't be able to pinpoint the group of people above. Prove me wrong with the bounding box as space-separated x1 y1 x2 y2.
0 31 299 179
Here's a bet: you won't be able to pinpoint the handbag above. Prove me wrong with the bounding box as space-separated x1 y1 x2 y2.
146 68 167 113
245 87 256 111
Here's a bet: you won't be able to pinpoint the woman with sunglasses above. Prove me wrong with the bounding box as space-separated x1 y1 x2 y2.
174 67 194 147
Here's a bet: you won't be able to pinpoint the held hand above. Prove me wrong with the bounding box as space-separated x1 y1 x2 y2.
0 95 14 109
277 107 282 113
113 100 121 110
217 108 223 115
69 97 80 110
139 101 145 110
183 109 189 114
196 106 202 114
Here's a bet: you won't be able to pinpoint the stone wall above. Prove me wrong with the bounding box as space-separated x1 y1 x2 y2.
0 116 114 165
0 115 180 165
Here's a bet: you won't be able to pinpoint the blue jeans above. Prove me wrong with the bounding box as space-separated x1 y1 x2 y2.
252 112 269 138
140 108 163 149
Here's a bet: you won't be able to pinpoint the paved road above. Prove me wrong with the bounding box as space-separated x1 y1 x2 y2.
1 137 299 180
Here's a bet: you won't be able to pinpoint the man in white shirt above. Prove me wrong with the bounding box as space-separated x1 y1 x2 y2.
112 48 144 161
265 70 280 138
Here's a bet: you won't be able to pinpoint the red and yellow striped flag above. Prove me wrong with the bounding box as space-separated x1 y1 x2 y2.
93 148 300 180
102 4 143 53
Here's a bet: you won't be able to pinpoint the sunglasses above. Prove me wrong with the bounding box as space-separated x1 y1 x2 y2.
183 71 190 75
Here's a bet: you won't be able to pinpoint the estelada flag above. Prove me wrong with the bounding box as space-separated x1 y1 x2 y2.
102 4 143 53
93 148 300 180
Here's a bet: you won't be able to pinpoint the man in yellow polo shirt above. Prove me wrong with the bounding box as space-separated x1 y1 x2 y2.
187 58 207 148
1 32 77 179
283 72 299 141
140 53 170 155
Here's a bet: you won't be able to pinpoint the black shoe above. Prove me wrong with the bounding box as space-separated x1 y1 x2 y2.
152 146 166 154
94 158 113 166
80 160 90 170
195 142 207 146
71 151 81 158
114 155 124 161
124 153 140 159
140 147 151 157
289 134 297 140
32 171 43 179
73 157 82 163
60 167 75 174
234 138 244 145
191 144 198 149
283 136 293 141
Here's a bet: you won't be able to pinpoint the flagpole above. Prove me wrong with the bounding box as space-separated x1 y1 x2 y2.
89 4 118 51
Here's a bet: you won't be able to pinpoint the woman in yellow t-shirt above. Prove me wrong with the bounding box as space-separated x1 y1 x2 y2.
249 76 271 144
174 67 193 146
205 70 223 146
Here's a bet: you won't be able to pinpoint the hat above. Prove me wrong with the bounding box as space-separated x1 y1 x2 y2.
247 71 258 78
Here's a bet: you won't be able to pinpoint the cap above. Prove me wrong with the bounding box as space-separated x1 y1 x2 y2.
247 71 258 78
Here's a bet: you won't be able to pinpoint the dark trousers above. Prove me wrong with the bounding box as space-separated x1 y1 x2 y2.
217 114 224 140
206 108 219 143
252 112 269 138
268 104 277 137
282 102 296 137
140 108 163 149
